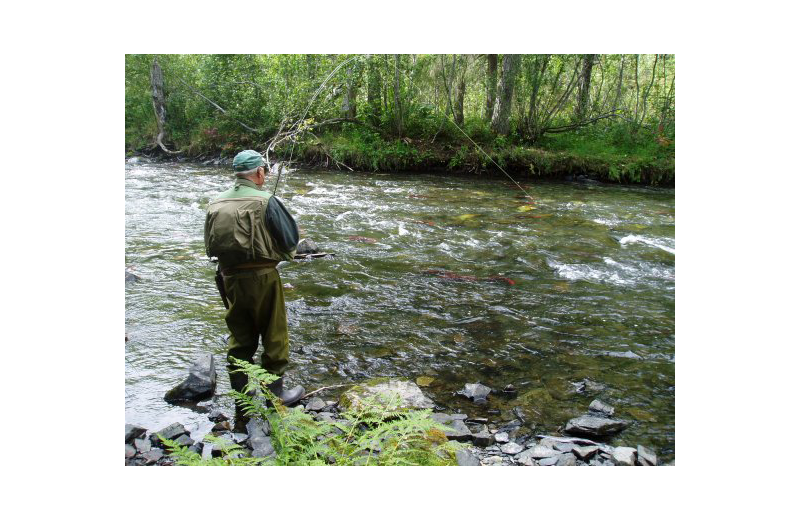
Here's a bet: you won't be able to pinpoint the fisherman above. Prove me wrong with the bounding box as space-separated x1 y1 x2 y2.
204 150 304 415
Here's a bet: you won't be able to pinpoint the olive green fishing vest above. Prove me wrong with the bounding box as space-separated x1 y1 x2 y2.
204 180 293 266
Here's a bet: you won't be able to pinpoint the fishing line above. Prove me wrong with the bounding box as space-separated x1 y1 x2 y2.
389 56 535 200
271 55 363 195
270 54 534 202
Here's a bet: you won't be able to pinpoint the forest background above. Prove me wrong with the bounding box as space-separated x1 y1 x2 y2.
125 54 675 185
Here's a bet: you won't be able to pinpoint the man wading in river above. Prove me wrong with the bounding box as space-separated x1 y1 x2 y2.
204 150 305 420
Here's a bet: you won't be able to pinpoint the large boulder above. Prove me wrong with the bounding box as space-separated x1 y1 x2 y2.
164 354 217 403
564 415 627 437
339 378 435 414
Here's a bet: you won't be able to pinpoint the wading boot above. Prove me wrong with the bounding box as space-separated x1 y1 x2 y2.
230 371 257 433
267 377 305 407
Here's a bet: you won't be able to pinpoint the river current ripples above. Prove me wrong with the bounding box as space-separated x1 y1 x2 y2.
125 160 675 461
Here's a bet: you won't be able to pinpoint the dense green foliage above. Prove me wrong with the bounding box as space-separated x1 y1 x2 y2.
162 359 461 466
125 54 674 184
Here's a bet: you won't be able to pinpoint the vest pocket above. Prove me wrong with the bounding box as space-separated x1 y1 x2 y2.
234 208 255 259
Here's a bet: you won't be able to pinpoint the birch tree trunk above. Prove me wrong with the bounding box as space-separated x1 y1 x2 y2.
574 54 595 121
491 54 520 136
366 55 382 126
340 60 362 120
453 55 468 126
485 54 498 121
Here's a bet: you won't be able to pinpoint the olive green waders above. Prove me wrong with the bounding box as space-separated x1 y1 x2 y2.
222 266 289 392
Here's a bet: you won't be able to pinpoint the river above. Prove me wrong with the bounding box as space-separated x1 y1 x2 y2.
125 159 675 462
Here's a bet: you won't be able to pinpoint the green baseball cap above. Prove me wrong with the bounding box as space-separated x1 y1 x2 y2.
232 150 266 172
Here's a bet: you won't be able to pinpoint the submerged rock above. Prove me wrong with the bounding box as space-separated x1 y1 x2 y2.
589 399 615 416
164 354 217 403
340 378 435 414
564 415 627 437
125 270 141 283
457 383 492 403
296 238 320 255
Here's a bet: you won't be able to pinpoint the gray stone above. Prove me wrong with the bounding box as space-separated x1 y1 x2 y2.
455 449 481 466
151 422 189 444
296 238 320 255
538 456 559 466
500 442 523 455
125 444 136 459
232 433 249 444
125 270 141 283
142 449 164 464
208 409 229 422
212 421 232 432
472 428 494 447
557 453 577 466
572 445 600 460
340 379 435 413
445 420 473 442
494 432 509 443
164 354 217 403
466 417 488 424
529 444 562 459
134 438 151 453
316 412 336 422
246 418 270 438
251 436 275 458
637 445 657 466
305 397 326 412
537 435 600 446
173 434 194 447
589 399 615 416
554 442 579 453
564 415 627 437
188 443 203 455
519 455 535 466
611 446 637 466
125 424 147 444
458 383 492 403
482 456 503 466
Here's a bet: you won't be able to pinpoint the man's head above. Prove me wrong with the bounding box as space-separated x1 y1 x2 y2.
233 149 268 186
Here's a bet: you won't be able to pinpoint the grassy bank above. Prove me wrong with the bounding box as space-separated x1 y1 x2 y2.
130 124 674 186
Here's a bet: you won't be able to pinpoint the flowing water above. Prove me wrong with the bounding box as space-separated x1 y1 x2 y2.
125 160 675 461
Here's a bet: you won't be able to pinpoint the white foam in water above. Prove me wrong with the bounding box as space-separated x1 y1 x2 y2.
398 223 409 236
619 234 675 254
548 259 631 286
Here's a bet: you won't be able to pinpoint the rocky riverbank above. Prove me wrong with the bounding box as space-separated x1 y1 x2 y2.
125 378 662 466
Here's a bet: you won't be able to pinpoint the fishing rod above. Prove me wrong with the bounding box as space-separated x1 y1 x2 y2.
270 54 364 195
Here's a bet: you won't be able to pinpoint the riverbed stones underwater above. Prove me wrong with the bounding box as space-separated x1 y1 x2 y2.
126 381 659 466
